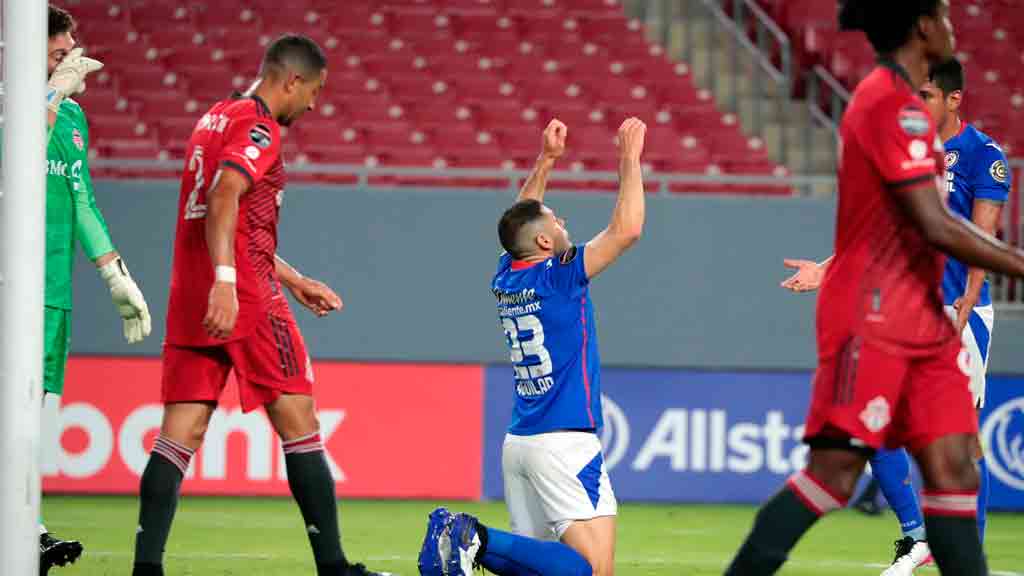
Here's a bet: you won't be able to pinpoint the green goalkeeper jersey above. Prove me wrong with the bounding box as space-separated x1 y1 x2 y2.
46 98 114 310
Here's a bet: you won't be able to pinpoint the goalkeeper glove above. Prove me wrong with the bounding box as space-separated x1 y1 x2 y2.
98 257 152 344
47 47 104 114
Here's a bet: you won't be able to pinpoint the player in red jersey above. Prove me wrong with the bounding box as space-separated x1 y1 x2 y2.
727 1 1024 574
131 36 389 576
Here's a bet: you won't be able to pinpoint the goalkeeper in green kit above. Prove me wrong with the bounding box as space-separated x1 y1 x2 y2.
38 6 151 573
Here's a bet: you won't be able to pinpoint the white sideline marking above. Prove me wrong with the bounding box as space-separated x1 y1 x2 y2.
85 550 1023 574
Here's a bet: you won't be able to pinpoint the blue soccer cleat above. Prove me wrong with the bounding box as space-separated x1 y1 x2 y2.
445 513 483 576
417 507 453 576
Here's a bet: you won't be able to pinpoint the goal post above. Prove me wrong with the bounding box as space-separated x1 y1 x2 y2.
0 0 47 573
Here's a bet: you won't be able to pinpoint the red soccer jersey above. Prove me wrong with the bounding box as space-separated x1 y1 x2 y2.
166 95 289 346
817 62 956 358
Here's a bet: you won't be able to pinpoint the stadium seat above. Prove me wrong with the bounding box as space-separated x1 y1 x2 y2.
83 0 782 196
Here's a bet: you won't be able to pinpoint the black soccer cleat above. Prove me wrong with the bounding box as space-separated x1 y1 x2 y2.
39 532 84 574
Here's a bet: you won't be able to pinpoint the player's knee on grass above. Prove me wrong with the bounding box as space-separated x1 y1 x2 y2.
805 447 869 501
160 402 216 450
265 393 319 440
916 433 980 492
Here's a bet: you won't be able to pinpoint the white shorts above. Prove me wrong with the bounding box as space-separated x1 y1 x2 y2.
502 431 617 540
944 304 994 408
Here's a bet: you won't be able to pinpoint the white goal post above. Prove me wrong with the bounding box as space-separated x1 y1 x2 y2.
0 0 47 573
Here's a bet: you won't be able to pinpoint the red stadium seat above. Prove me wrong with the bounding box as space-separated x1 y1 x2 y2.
87 0 785 194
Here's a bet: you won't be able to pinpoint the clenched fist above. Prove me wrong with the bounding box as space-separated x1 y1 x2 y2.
616 117 646 162
541 118 567 160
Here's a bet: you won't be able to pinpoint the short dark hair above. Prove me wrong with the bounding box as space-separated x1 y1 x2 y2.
498 200 545 259
838 0 940 54
49 5 76 39
261 34 327 79
929 58 965 96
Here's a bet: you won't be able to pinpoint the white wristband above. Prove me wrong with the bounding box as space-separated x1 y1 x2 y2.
215 265 237 284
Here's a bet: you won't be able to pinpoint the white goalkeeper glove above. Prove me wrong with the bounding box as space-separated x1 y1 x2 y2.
47 47 104 114
99 257 152 344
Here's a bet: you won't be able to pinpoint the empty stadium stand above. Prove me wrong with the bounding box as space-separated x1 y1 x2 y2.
64 0 788 193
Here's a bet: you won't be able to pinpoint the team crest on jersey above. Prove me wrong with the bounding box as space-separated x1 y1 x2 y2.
897 105 930 136
249 123 273 149
71 128 84 151
990 159 1008 184
945 150 959 168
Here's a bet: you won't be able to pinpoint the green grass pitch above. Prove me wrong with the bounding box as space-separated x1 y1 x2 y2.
44 496 1023 575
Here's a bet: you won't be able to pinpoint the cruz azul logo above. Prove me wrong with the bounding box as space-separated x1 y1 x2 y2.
981 396 1024 491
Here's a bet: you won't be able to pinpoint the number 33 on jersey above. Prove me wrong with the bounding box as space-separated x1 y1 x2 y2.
492 246 604 435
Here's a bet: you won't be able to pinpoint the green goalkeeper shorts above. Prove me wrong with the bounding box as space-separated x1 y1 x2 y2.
43 306 71 395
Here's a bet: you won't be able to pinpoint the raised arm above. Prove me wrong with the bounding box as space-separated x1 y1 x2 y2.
583 118 646 279
892 182 1024 279
516 119 567 204
46 48 103 131
202 167 250 339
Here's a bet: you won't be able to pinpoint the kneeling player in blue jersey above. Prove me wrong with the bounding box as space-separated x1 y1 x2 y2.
781 57 1008 576
418 117 647 576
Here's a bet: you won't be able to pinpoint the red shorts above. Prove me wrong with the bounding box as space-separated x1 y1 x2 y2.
162 311 314 412
804 337 977 454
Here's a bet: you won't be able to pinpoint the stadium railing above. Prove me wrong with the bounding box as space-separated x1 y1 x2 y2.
804 65 849 172
90 158 835 197
664 0 794 166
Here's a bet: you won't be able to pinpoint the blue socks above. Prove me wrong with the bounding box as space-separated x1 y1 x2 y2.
977 456 989 544
872 448 926 541
480 526 592 576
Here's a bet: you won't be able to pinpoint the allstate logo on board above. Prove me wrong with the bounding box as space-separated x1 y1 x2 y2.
981 396 1024 491
600 394 630 471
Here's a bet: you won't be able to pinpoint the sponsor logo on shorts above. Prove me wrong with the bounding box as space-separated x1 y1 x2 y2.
990 159 1008 184
859 396 891 433
981 396 1024 490
945 150 959 168
898 106 930 136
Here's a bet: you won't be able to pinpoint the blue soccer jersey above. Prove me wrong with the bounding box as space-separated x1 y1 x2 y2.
942 123 1011 306
492 245 602 435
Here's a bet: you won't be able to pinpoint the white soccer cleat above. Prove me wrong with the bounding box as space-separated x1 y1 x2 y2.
880 537 932 576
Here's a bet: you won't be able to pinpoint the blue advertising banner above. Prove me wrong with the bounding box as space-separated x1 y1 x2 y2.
979 375 1024 510
484 367 1024 509
484 367 814 503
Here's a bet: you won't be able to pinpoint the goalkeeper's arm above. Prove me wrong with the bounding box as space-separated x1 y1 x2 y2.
65 108 152 343
47 47 103 131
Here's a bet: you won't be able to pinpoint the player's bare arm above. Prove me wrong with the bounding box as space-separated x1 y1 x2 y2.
515 119 567 204
202 167 249 339
893 181 1024 278
583 117 646 279
780 255 834 292
274 255 342 317
952 199 1003 332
